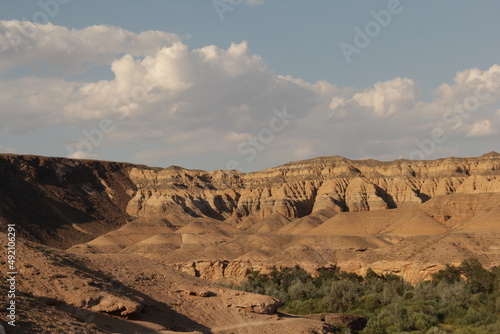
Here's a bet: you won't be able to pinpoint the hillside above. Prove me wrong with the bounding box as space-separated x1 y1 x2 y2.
2 152 499 247
1 152 499 332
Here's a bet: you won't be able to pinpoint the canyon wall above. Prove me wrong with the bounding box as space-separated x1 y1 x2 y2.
0 154 137 248
126 152 500 220
2 152 499 249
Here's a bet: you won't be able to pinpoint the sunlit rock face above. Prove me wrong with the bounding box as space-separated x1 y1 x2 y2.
126 152 500 220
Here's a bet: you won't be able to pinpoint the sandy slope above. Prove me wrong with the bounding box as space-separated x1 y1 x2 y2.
2 153 500 332
72 192 500 284
1 233 335 333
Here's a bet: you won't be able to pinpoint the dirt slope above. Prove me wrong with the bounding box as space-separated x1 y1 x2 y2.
2 153 500 332
0 154 138 248
1 233 335 333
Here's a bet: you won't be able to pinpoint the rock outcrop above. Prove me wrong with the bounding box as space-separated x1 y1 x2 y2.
126 153 500 223
2 152 499 249
0 154 137 248
2 152 500 286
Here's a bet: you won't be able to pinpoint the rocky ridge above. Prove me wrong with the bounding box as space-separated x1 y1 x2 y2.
0 154 137 248
70 152 500 284
1 152 500 332
2 152 500 285
126 153 500 221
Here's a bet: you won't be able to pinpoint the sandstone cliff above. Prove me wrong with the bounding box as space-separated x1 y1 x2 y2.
126 152 500 221
2 152 500 285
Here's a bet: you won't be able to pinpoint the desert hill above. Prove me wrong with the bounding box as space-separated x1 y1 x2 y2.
2 232 340 333
2 152 499 248
1 152 500 332
0 154 138 248
75 152 500 283
125 152 500 221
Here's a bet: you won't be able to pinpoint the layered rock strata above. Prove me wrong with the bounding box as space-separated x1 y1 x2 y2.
126 153 500 221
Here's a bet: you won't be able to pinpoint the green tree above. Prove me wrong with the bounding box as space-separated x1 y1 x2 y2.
432 264 462 284
459 258 495 293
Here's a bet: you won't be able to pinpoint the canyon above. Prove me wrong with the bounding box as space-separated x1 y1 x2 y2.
1 152 499 333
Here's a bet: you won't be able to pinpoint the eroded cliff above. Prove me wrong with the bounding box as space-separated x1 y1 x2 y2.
2 152 500 284
126 152 500 221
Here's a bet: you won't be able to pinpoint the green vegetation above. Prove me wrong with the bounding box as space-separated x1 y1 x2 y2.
234 259 500 333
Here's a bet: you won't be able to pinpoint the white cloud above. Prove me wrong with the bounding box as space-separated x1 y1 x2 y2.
328 96 345 108
467 120 496 137
292 147 315 160
0 20 180 75
413 65 500 141
0 21 499 170
433 65 500 109
350 77 419 117
0 145 16 153
68 151 100 160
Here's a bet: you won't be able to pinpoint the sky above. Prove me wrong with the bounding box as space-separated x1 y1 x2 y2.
0 0 499 172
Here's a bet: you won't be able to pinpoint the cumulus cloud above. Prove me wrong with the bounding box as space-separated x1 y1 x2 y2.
431 65 500 115
467 120 496 137
0 20 180 75
331 77 419 118
0 21 499 171
68 151 100 160
0 145 16 153
416 65 500 138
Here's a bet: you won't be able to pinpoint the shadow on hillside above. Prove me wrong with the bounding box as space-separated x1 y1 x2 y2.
24 247 213 333
45 295 211 334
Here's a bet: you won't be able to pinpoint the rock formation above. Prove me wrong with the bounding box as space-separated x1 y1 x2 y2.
1 152 500 332
1 152 500 287
125 152 500 221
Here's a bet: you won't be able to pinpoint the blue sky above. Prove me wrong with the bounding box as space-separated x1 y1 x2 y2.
1 1 499 171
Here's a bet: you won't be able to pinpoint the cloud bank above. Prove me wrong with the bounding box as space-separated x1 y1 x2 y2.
0 21 499 171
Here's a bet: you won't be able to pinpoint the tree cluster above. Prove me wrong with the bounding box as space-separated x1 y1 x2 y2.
234 259 500 333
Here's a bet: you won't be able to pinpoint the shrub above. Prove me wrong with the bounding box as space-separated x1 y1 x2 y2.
432 264 461 284
234 262 500 333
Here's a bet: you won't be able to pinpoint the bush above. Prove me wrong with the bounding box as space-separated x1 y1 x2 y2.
459 258 495 293
432 264 461 284
234 259 499 333
361 317 387 334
